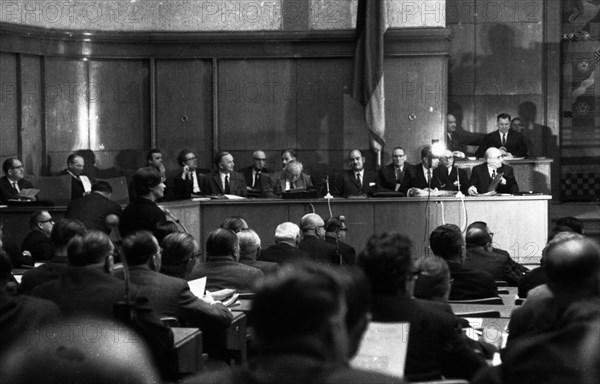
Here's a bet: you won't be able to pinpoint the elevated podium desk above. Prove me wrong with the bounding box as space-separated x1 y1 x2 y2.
0 195 550 264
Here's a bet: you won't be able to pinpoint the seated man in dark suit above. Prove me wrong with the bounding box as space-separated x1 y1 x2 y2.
119 167 167 237
20 210 55 265
118 230 233 329
258 222 311 264
403 145 443 191
331 149 378 197
0 251 61 358
475 112 528 158
65 181 122 234
202 151 247 197
58 154 93 200
298 213 338 265
324 216 356 265
159 232 200 279
359 232 486 382
430 224 498 300
172 149 204 200
241 150 271 196
268 160 314 196
437 150 469 194
188 228 263 292
468 147 519 195
0 158 35 203
183 262 403 384
236 229 278 274
378 146 412 192
20 218 86 294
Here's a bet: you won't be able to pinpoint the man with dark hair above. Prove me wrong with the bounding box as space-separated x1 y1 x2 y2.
160 232 199 279
464 226 522 285
59 154 93 199
118 231 233 330
332 149 379 197
554 216 584 235
378 147 413 192
184 262 403 384
0 251 61 358
403 145 442 191
188 228 263 292
298 213 338 265
119 167 166 237
241 150 271 195
429 224 498 300
202 151 247 196
468 147 519 195
359 232 486 381
324 216 356 265
476 113 528 158
20 218 86 294
0 158 35 203
172 148 204 200
259 222 311 264
147 148 166 181
65 181 122 233
467 221 527 276
20 210 55 264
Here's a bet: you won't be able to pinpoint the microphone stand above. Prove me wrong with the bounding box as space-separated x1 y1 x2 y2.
163 208 189 234
107 216 136 322
455 164 464 197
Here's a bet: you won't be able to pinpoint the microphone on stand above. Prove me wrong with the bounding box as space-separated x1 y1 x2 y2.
106 214 135 321
162 208 189 234
324 175 333 199
455 164 464 198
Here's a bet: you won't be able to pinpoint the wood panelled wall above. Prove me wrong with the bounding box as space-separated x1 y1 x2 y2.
0 24 449 182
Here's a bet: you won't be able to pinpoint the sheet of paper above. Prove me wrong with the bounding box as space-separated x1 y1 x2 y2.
188 277 207 298
350 322 409 379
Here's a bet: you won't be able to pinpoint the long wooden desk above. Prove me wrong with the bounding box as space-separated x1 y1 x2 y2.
1 195 550 262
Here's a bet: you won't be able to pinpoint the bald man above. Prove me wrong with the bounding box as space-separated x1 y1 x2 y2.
298 213 338 265
241 150 271 195
332 149 379 197
468 147 519 195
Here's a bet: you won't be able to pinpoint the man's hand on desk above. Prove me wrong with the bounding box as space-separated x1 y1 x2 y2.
468 185 478 195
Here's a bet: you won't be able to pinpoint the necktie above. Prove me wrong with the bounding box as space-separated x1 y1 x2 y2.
224 175 230 194
395 168 403 182
291 181 296 189
502 133 506 146
427 170 431 184
12 181 20 193
253 172 260 188
356 173 362 186
492 170 497 179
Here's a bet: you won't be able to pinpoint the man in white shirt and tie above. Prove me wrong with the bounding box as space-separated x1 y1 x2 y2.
476 113 528 158
241 150 271 195
332 149 379 197
59 154 93 200
0 158 35 203
172 149 203 200
202 151 247 197
468 147 519 195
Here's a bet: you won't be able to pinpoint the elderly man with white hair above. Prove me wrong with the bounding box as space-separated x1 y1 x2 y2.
258 222 311 264
467 147 519 195
269 160 314 195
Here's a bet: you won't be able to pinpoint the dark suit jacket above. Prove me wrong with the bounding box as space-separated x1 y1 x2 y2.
65 192 122 233
258 242 311 265
172 170 205 200
19 256 68 294
446 132 468 153
202 171 247 196
469 163 519 194
465 246 522 286
331 170 378 197
0 176 34 203
378 163 412 192
268 172 314 196
239 259 278 275
324 236 356 265
506 296 560 347
116 265 233 330
58 169 94 200
371 295 486 381
188 255 263 292
404 163 442 190
119 197 166 237
299 236 338 265
241 166 271 192
438 166 469 194
476 130 528 158
21 230 53 263
0 291 61 356
446 261 499 300
518 266 546 298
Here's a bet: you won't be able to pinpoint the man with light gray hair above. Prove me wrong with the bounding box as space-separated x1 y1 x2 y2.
299 213 338 265
258 222 310 264
237 228 277 274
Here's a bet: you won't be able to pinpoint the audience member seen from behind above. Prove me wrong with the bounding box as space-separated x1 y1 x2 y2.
65 181 122 234
20 218 86 294
154 220 181 245
20 210 55 265
413 256 452 303
160 232 200 279
324 216 356 265
187 228 263 292
220 216 249 233
299 213 338 265
429 224 498 300
359 232 486 381
236 229 277 275
258 222 311 265
184 262 403 384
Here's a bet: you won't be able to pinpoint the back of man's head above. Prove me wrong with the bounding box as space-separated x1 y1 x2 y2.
274 222 300 244
359 232 414 296
29 210 47 230
467 221 488 232
555 216 584 234
413 256 451 302
237 229 261 262
206 228 238 260
67 230 113 267
299 213 323 234
160 232 199 278
465 227 492 247
429 224 464 262
251 262 344 349
545 237 600 296
122 231 159 267
50 219 86 249
132 167 161 197
220 216 248 233
92 181 112 194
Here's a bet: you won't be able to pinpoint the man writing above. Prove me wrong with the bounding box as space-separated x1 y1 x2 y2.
468 147 519 195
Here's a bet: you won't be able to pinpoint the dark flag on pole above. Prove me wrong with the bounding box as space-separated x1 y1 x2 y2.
352 0 387 166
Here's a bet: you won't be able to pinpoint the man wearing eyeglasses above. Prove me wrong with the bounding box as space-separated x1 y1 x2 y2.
298 213 338 265
21 210 55 265
0 158 35 204
172 149 204 200
468 147 519 195
378 146 413 192
241 150 271 196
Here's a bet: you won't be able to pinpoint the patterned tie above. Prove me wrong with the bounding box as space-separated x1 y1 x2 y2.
224 175 230 194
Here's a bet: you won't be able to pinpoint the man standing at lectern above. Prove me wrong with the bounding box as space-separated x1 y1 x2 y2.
476 113 528 158
468 147 519 195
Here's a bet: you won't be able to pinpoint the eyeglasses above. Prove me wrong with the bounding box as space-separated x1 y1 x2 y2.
185 156 197 162
11 165 24 170
254 158 267 161
39 218 54 224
